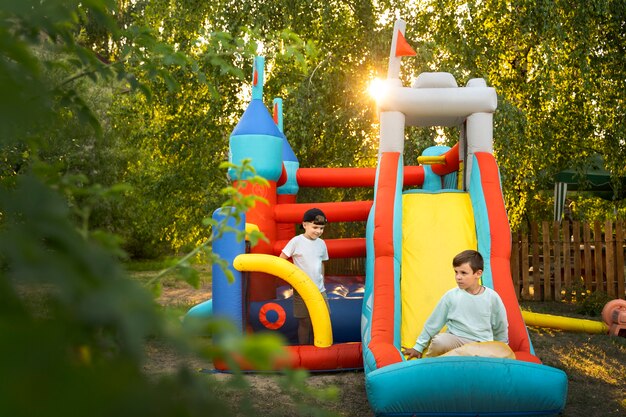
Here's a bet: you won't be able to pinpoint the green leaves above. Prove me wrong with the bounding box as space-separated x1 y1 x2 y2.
139 160 269 292
400 0 626 224
0 174 159 360
0 2 345 416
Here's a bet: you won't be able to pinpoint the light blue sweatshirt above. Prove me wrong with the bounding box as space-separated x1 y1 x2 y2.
413 287 509 352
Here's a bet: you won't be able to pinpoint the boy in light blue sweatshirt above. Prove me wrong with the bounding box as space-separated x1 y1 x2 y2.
402 250 508 359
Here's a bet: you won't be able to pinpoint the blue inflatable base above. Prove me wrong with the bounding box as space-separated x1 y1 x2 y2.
185 299 213 318
366 356 567 416
249 296 362 345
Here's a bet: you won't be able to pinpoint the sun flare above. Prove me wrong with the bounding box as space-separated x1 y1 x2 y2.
367 77 387 102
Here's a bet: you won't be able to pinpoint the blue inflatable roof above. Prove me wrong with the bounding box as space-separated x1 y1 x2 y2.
231 99 282 137
281 133 298 162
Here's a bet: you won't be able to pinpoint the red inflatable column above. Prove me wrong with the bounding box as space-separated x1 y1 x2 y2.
276 194 296 243
235 179 278 301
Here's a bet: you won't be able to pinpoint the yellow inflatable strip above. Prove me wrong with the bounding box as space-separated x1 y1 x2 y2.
522 311 608 334
417 155 446 165
233 254 333 347
400 192 477 351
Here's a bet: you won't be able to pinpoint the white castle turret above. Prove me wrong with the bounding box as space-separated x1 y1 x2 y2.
375 19 497 189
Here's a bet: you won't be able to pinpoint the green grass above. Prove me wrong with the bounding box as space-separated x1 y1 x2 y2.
528 326 626 416
127 262 212 287
520 300 591 317
124 259 178 272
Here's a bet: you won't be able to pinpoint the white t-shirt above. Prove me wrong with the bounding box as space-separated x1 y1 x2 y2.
281 234 329 292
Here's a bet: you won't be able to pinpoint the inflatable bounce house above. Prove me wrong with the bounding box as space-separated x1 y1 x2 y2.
185 18 575 416
359 20 568 416
187 54 371 371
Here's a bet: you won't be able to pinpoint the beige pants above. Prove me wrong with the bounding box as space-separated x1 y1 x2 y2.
424 333 475 357
425 333 515 359
441 341 515 359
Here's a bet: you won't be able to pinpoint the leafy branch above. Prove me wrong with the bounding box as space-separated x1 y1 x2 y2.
144 159 269 293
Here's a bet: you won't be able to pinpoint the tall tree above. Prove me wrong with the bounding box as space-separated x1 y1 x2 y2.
32 0 626 253
386 0 626 227
101 0 394 251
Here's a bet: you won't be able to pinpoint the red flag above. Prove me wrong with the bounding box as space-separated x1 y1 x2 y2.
395 30 416 57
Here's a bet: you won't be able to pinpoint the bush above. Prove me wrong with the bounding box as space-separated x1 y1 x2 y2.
576 290 612 317
562 279 612 316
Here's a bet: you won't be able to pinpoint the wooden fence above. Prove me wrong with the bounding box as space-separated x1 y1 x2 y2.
511 221 626 301
326 257 365 277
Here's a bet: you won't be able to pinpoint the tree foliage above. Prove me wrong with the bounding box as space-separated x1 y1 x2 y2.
391 0 626 227
100 0 392 251
113 1 626 249
6 1 624 254
0 1 336 416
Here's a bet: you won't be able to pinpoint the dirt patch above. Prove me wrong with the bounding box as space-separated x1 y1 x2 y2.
155 281 212 307
146 282 373 416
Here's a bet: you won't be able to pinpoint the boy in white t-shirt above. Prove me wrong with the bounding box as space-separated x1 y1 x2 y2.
280 208 329 345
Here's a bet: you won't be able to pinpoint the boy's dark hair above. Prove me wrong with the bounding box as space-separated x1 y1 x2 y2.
453 250 484 272
302 208 327 225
